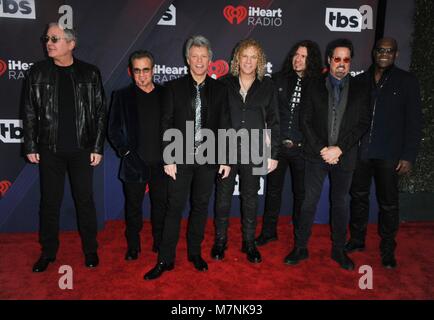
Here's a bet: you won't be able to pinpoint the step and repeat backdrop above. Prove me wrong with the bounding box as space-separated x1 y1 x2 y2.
1 0 403 232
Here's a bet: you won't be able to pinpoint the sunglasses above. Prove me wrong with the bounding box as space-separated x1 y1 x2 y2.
41 35 68 43
375 47 396 54
132 67 152 75
331 56 351 64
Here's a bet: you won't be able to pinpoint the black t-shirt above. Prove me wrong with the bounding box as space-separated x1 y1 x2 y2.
56 64 78 151
136 85 162 164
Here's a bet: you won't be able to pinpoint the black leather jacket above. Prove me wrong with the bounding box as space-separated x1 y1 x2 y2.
23 58 106 154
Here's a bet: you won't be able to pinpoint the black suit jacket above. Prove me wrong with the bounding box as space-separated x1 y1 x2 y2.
300 74 371 170
221 75 280 160
108 83 164 182
161 74 231 165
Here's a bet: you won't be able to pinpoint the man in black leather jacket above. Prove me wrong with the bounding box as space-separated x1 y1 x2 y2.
22 23 106 272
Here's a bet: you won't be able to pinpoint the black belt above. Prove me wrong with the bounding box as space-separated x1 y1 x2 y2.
281 139 302 148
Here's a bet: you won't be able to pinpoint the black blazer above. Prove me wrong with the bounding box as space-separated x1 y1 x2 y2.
161 74 231 165
357 65 422 163
108 84 164 182
300 74 371 170
221 75 280 160
272 71 311 143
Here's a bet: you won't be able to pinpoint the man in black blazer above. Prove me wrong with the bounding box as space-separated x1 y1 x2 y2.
256 40 323 247
346 38 422 269
144 35 231 280
284 39 371 270
108 50 168 261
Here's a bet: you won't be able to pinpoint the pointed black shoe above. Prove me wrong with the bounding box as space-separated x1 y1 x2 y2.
241 242 262 263
381 253 397 269
32 255 56 273
331 249 355 270
144 261 175 280
125 248 140 260
211 243 227 260
85 253 99 268
188 255 208 271
255 233 278 247
344 240 366 253
284 247 309 265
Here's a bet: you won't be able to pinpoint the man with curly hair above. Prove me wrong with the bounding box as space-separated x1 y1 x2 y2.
256 40 323 247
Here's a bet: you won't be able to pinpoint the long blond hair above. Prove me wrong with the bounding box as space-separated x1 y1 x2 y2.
230 39 267 80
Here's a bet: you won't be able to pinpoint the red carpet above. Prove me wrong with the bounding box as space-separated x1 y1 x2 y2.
1 218 433 300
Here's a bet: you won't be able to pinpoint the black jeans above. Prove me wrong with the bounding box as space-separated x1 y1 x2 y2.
123 164 168 250
349 159 399 254
214 164 261 244
38 148 97 258
158 164 217 264
295 160 353 250
261 145 305 237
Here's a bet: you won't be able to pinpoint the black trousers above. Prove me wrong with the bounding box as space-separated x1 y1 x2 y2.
295 161 353 250
349 159 399 254
158 164 217 264
38 148 97 258
261 145 305 237
123 164 168 250
214 164 261 244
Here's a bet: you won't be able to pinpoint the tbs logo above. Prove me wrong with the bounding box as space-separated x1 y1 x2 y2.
0 0 36 19
157 4 176 26
0 120 24 143
326 5 373 32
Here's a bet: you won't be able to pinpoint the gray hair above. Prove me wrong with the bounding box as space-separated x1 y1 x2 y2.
185 35 213 61
47 22 77 43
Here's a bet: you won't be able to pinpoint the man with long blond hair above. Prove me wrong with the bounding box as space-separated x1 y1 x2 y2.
211 39 280 263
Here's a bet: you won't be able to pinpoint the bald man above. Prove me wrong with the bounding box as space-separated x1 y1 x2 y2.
346 38 422 269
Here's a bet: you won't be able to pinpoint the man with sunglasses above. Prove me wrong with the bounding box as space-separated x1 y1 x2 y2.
108 50 168 260
346 38 422 269
23 23 106 272
284 39 371 270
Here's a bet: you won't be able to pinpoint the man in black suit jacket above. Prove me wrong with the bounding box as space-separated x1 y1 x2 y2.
144 35 231 280
108 50 168 261
284 39 371 270
256 40 323 247
346 38 422 269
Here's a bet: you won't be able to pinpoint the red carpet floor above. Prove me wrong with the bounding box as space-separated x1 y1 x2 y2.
1 218 433 300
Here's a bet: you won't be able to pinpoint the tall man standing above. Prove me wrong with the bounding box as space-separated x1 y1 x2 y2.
144 35 231 280
23 23 106 272
256 40 322 246
108 50 168 260
285 39 371 270
346 38 422 269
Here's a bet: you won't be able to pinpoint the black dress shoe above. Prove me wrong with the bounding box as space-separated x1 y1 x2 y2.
125 248 140 260
211 243 227 260
144 261 175 280
381 253 397 269
255 234 278 247
331 249 355 270
344 240 365 253
284 247 309 265
32 255 55 273
188 255 208 271
85 253 99 268
241 242 262 263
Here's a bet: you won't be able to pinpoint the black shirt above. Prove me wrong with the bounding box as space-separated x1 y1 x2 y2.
56 64 78 151
136 85 162 164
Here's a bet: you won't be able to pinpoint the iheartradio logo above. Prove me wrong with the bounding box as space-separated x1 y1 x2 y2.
208 60 229 79
223 5 247 24
0 59 7 77
0 180 11 197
